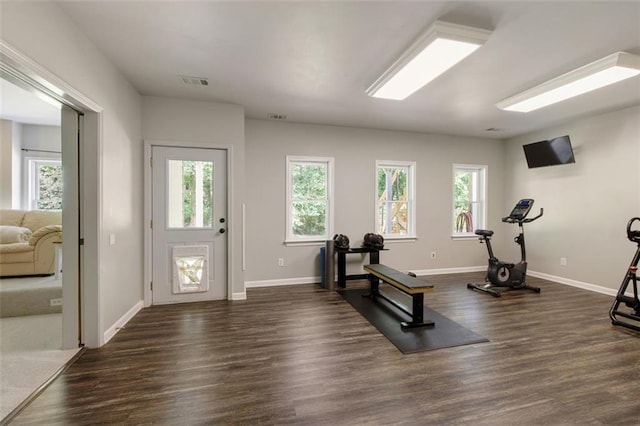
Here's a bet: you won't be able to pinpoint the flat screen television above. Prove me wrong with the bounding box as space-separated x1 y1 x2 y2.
522 135 575 168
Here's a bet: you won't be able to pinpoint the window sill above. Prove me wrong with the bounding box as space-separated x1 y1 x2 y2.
382 235 418 243
284 239 327 247
451 233 479 240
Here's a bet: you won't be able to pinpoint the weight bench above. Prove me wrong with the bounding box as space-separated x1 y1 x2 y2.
363 264 435 330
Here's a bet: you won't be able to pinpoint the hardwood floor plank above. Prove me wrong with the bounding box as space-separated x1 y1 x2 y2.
9 273 640 425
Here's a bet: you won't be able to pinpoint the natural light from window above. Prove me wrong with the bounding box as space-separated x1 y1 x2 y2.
376 160 416 238
452 164 487 236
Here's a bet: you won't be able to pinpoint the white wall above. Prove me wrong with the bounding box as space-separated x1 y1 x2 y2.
141 96 246 297
21 124 61 152
11 121 21 208
505 105 640 292
245 119 507 283
0 119 13 208
20 124 61 209
0 120 23 208
1 2 143 346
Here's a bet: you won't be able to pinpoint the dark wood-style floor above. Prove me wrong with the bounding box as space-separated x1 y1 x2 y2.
10 273 640 425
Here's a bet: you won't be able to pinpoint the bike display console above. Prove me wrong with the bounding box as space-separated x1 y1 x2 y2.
504 198 534 223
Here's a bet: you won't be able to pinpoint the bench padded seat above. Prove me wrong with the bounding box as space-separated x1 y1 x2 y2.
363 264 434 330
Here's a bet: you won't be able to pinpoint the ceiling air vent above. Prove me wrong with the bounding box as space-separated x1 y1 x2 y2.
267 113 287 120
180 76 209 86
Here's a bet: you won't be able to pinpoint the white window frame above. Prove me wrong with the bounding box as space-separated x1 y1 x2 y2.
375 160 416 240
285 155 334 244
452 163 487 238
23 153 62 210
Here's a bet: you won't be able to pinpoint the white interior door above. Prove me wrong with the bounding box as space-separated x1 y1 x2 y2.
61 106 81 348
152 146 227 304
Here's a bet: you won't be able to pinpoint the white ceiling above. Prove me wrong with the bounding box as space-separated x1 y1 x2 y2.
0 78 61 126
6 1 640 138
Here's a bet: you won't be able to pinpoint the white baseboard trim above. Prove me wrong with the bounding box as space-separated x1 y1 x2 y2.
245 276 320 288
410 266 485 276
242 269 621 298
231 291 247 301
411 267 617 297
103 300 144 344
528 270 617 296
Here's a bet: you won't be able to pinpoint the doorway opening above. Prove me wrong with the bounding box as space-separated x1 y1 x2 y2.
0 41 101 422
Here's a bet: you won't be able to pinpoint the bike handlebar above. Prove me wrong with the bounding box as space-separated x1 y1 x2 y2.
502 208 544 224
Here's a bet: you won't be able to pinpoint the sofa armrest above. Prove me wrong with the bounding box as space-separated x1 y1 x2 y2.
28 225 62 246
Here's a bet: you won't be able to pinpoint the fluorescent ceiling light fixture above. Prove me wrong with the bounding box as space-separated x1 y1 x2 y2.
366 21 492 100
497 52 640 113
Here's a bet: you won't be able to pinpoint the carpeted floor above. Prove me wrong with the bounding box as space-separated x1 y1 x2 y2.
0 313 80 421
0 276 62 318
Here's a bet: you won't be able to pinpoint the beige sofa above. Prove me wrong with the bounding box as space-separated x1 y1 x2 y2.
0 209 62 277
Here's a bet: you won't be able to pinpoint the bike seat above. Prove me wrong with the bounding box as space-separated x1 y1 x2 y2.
475 229 494 237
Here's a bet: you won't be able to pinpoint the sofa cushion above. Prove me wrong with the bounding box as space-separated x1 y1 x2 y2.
0 242 34 263
28 225 62 246
0 210 27 227
21 210 62 232
0 226 33 244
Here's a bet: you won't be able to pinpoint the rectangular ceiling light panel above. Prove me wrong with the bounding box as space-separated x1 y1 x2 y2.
497 52 640 113
366 21 492 101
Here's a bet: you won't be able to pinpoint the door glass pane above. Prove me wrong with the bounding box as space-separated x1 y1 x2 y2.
167 160 213 228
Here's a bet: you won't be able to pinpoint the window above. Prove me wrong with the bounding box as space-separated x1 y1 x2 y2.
376 161 416 238
286 156 334 243
27 157 62 210
453 164 487 236
167 159 213 228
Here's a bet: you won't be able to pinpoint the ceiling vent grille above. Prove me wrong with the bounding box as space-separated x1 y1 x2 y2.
180 76 209 86
267 113 287 120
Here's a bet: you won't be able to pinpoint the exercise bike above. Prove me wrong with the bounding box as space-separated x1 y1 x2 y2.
467 199 543 297
609 217 640 332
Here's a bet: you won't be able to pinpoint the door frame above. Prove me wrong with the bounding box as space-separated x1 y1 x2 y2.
144 139 234 307
0 40 103 348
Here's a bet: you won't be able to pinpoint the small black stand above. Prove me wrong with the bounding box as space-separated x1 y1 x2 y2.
336 247 385 288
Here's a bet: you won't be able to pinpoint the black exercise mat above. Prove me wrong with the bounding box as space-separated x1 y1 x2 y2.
340 288 488 354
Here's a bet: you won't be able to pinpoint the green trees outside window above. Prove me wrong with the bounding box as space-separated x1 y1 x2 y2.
28 159 62 211
454 170 473 232
286 156 333 242
36 163 63 210
376 161 415 237
377 166 409 235
453 165 487 234
290 162 327 237
180 161 213 227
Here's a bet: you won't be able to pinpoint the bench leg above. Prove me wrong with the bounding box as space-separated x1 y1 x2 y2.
400 293 435 330
363 273 380 299
337 252 347 288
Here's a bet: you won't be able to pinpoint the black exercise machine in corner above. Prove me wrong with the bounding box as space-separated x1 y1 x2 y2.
609 217 640 332
467 198 543 297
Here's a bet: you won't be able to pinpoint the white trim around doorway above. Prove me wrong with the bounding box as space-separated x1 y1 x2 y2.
1 40 104 348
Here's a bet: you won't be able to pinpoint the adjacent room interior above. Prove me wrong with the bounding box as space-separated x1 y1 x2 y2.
0 77 82 420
